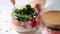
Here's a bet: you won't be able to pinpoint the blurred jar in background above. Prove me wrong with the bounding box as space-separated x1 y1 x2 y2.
10 0 45 33
41 11 60 34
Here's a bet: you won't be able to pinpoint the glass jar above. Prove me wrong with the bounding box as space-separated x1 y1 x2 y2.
41 11 60 34
41 23 60 34
11 0 42 33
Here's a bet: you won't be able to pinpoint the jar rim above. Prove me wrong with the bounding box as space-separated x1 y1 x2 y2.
42 23 60 31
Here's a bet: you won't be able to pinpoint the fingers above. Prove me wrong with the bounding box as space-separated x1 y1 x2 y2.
32 0 46 6
10 0 15 5
34 4 41 14
29 0 45 14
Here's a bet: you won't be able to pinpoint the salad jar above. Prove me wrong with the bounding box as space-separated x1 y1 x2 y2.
11 0 44 33
41 11 60 34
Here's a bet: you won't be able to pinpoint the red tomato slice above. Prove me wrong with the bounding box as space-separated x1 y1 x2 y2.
12 19 19 26
31 19 37 27
22 22 27 28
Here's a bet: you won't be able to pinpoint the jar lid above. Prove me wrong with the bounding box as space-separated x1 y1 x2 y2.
42 10 60 25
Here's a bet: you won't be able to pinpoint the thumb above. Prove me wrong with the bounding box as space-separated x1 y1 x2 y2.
10 0 15 5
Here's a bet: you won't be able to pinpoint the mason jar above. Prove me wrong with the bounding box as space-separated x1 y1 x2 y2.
41 10 60 34
10 0 45 33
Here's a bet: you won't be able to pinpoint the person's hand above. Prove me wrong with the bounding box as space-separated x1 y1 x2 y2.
10 0 15 5
29 0 46 14
29 0 46 24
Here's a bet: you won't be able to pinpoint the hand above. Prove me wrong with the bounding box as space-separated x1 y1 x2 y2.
29 0 46 24
10 0 15 5
29 0 46 14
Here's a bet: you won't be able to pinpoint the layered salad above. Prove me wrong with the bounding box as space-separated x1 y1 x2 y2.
12 4 41 32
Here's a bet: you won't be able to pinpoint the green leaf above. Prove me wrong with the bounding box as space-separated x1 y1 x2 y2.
12 4 36 22
15 8 20 13
11 12 18 19
26 4 31 9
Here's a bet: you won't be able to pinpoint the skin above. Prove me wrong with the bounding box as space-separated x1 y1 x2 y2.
29 0 46 13
10 0 15 5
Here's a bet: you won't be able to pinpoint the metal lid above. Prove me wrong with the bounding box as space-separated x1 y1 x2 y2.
42 10 60 25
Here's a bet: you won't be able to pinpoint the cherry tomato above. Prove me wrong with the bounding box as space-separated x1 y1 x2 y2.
31 19 37 27
22 22 27 28
12 19 19 26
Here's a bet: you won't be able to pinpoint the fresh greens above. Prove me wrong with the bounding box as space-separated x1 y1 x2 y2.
12 4 36 21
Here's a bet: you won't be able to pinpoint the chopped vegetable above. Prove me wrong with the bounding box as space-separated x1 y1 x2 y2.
31 19 37 27
12 4 36 22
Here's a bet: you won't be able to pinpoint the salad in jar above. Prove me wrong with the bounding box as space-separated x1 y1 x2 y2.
11 4 41 32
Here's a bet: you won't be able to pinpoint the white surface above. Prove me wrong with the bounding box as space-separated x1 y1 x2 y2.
0 0 60 34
